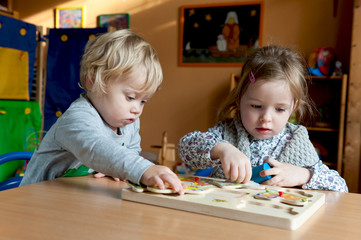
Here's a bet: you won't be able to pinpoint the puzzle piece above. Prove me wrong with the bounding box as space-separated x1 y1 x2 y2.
251 163 272 183
179 176 216 194
127 181 145 193
254 189 280 200
147 185 177 194
253 189 308 206
128 176 217 195
206 179 245 189
279 191 308 206
204 178 264 190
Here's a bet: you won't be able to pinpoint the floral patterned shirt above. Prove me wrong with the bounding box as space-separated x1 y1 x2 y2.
178 121 348 192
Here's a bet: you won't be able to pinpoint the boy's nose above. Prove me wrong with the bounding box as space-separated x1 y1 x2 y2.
131 103 141 114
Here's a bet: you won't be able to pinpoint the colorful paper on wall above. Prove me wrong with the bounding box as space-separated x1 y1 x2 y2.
0 47 29 100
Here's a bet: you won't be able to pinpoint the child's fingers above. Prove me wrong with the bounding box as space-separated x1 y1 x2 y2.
264 158 278 167
160 174 184 195
152 175 165 189
94 172 121 182
141 165 184 194
261 167 278 178
262 159 280 177
230 165 241 182
222 165 230 179
244 163 252 183
232 162 252 183
94 172 106 178
262 174 282 186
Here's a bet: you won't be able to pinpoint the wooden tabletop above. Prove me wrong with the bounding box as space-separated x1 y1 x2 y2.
0 175 360 240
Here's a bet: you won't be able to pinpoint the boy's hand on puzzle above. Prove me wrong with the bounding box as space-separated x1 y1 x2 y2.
141 165 185 195
261 158 313 187
211 142 252 183
93 172 123 182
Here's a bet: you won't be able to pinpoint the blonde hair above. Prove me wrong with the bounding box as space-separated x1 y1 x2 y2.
218 45 314 124
80 29 163 95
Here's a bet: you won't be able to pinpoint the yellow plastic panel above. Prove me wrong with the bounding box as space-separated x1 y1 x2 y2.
0 47 29 100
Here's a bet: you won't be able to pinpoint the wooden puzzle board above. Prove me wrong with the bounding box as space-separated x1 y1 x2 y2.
121 177 325 230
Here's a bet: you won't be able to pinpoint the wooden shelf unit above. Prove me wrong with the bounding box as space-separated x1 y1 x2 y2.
306 74 348 174
0 0 18 18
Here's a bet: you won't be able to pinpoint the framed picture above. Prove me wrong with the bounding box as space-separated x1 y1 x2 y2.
179 2 263 66
55 7 84 28
97 13 129 31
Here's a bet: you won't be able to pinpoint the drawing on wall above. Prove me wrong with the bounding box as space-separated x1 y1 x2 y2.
179 2 263 66
97 13 129 31
55 7 84 29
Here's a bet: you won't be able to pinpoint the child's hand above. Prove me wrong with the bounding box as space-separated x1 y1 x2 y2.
94 172 124 182
140 165 185 195
211 142 252 183
261 158 312 187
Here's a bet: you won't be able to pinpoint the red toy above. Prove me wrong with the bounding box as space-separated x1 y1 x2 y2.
308 46 336 76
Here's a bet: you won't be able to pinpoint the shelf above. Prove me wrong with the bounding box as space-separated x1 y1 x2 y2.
0 0 18 18
310 76 343 81
307 74 347 175
323 161 337 168
307 127 338 132
0 9 18 18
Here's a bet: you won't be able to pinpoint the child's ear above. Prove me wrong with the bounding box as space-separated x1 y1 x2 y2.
86 77 94 91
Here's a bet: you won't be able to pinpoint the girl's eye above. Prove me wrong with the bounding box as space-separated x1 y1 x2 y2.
127 96 135 101
251 104 261 109
276 108 286 112
141 100 148 104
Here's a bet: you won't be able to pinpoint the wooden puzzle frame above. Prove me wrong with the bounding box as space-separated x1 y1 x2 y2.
122 176 325 230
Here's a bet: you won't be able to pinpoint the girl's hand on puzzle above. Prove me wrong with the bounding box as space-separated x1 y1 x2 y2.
261 158 313 187
141 165 185 195
93 172 123 182
211 142 252 183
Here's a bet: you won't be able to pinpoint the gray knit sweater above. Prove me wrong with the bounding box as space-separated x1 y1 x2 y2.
179 116 348 192
210 116 319 178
